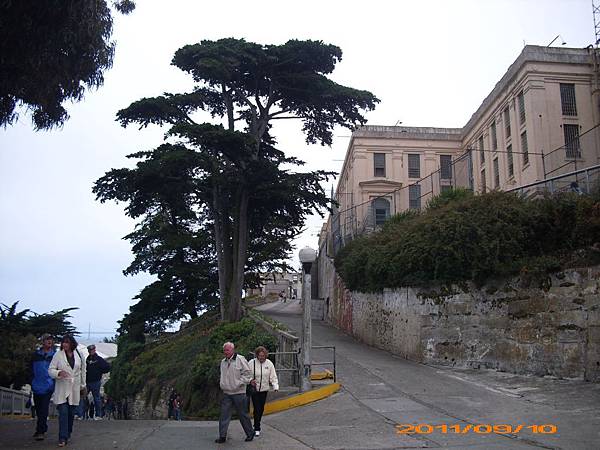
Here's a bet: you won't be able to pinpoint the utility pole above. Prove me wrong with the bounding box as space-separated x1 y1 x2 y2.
298 246 316 392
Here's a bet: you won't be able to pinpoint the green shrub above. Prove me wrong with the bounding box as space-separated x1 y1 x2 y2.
106 314 277 418
426 187 473 211
335 190 600 291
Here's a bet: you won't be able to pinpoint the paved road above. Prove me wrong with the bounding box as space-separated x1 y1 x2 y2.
2 299 598 449
256 299 600 450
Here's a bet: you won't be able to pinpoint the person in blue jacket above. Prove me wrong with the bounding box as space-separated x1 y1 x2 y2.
31 334 56 441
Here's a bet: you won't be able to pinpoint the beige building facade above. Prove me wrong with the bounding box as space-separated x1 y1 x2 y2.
325 45 600 252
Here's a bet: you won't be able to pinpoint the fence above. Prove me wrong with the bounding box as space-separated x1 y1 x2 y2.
0 386 29 416
508 164 600 197
0 387 58 417
246 309 300 387
330 124 600 254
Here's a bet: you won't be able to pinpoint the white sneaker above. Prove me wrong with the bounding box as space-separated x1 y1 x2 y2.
94 416 102 421
254 430 260 437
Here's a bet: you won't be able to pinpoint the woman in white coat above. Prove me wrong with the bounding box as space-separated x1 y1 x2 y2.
248 346 279 437
48 335 86 447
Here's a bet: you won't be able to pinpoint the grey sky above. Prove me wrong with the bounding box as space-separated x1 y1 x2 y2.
0 0 593 338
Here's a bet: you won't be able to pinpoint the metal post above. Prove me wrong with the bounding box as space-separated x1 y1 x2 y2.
300 261 313 392
585 168 591 194
333 347 337 383
541 150 546 180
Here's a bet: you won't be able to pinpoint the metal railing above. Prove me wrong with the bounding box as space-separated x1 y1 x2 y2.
0 386 28 416
330 124 600 254
0 387 58 417
311 345 337 383
508 164 600 197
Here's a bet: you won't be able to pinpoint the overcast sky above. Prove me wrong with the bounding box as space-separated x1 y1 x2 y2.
0 0 594 339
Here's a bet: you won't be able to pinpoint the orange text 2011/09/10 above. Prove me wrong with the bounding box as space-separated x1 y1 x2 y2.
395 424 558 435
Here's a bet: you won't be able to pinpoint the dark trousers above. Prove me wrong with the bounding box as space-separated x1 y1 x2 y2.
57 403 77 442
33 392 52 434
87 380 103 418
218 393 253 439
251 391 268 431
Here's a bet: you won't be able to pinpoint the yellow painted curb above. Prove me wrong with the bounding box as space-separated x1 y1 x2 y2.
310 369 334 380
261 383 341 416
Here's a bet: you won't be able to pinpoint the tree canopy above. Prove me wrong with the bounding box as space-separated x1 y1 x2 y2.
0 302 78 389
0 0 135 130
97 38 378 324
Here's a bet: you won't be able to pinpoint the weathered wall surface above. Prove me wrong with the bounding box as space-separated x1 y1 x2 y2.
130 386 170 419
325 266 600 382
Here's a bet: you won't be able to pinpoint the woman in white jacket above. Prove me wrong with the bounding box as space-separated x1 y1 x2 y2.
248 346 279 437
48 335 86 447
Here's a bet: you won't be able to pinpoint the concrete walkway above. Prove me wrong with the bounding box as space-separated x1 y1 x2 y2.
256 299 600 450
2 299 598 449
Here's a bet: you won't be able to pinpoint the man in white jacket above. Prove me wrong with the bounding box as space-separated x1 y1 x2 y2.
215 342 254 444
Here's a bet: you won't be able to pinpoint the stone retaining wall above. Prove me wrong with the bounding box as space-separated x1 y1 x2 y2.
324 262 600 382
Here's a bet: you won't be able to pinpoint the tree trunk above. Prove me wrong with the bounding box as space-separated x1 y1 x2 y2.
214 187 249 322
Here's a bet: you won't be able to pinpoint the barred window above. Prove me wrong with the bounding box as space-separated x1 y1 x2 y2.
507 144 514 178
563 124 581 158
491 121 498 151
481 169 487 193
408 154 420 178
521 131 529 166
409 184 421 210
493 158 500 188
504 107 511 139
440 155 452 180
374 153 386 177
372 197 390 226
560 84 577 116
479 135 485 165
517 91 526 126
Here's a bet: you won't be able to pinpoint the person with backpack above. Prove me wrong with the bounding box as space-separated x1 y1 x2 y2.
30 334 56 441
85 344 111 420
48 335 86 447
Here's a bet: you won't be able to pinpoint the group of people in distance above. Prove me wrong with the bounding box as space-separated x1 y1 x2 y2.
30 334 110 447
29 334 279 446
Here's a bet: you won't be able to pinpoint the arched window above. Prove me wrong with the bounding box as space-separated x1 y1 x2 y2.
372 198 390 226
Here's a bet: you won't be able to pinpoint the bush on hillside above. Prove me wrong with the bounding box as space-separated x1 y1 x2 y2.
425 187 473 211
335 190 600 292
106 314 277 418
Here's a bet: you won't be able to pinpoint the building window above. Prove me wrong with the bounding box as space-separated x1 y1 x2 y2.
479 135 485 165
493 158 500 188
374 153 386 177
507 144 514 178
440 155 452 180
503 107 511 139
560 83 577 116
409 184 421 210
521 131 529 166
517 91 526 126
441 185 453 193
408 154 420 178
372 197 390 226
481 169 487 193
563 124 581 158
491 121 498 151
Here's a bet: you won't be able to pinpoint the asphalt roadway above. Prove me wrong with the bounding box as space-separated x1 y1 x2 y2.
1 299 598 449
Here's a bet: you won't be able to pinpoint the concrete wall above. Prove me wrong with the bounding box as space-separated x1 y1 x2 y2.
325 265 600 382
